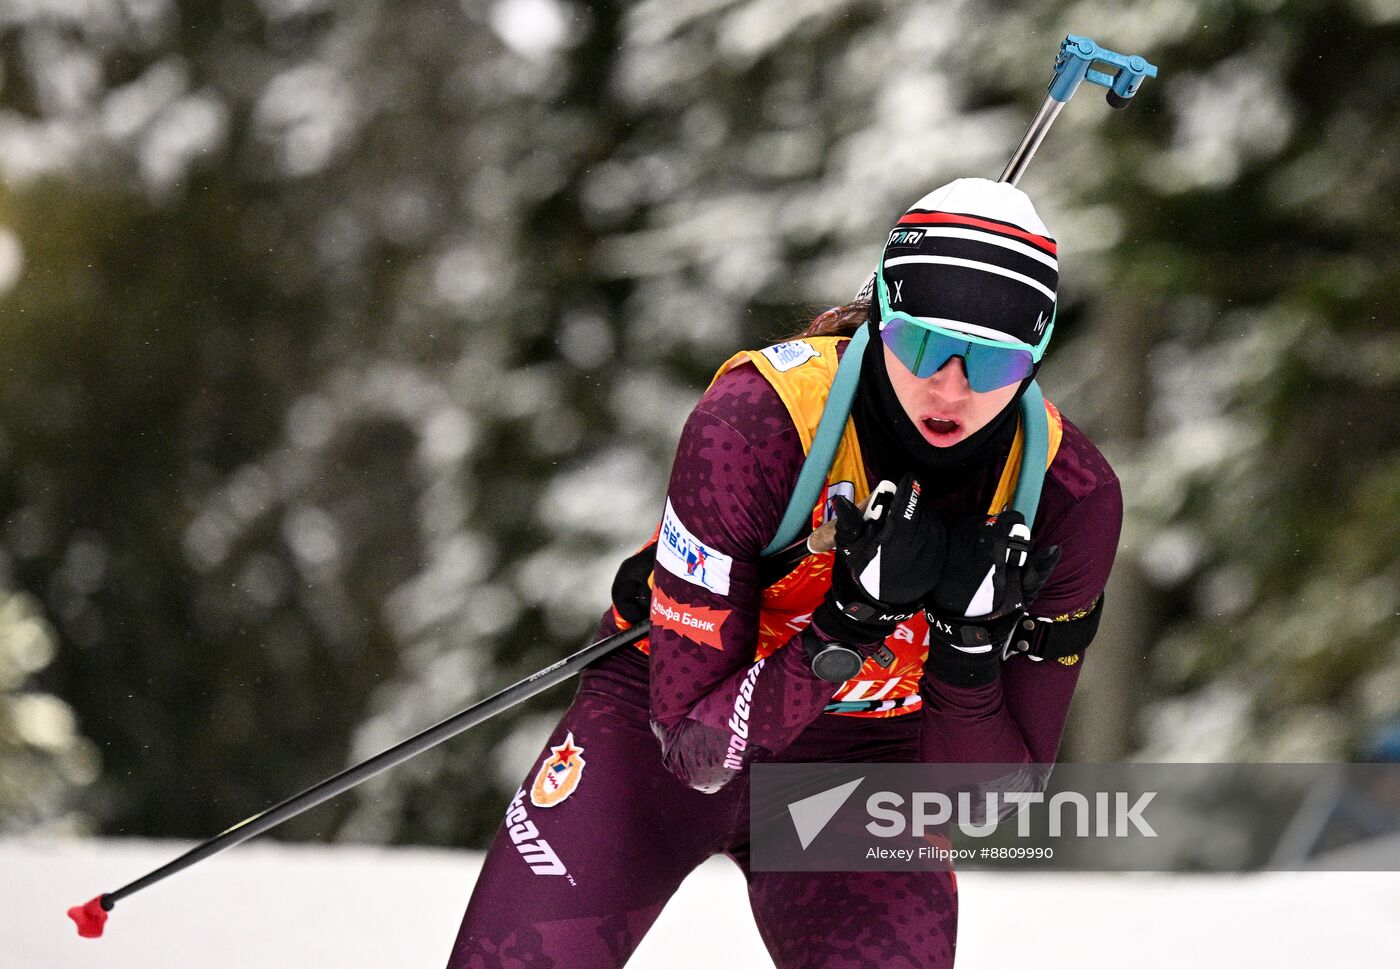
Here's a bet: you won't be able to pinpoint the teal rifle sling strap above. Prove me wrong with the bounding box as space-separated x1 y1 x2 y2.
760 328 1051 558
760 326 869 557
1010 380 1049 525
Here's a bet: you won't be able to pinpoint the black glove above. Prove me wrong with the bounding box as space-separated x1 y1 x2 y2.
924 511 1060 687
609 540 657 626
806 474 945 682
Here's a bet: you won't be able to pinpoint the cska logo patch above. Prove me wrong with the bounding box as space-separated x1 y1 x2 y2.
530 732 586 808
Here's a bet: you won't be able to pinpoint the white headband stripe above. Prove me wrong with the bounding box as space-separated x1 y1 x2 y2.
883 254 1057 302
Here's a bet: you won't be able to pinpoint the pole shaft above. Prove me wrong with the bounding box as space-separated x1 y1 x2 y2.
999 96 1065 186
105 621 650 905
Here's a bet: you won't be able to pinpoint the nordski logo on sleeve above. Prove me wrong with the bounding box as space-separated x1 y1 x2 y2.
723 659 765 771
760 342 821 372
656 499 733 595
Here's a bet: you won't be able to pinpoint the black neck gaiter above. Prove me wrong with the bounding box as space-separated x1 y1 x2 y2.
851 317 1031 496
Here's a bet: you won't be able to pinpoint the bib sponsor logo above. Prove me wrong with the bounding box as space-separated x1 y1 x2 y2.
888 619 931 648
723 659 765 771
657 499 732 595
760 341 821 373
650 586 728 651
887 228 925 247
823 481 855 523
505 789 572 880
530 732 586 808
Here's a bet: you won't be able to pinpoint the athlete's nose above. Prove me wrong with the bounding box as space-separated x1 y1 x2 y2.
925 355 973 400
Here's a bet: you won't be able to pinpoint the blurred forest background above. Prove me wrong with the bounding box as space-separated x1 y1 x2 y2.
0 0 1396 848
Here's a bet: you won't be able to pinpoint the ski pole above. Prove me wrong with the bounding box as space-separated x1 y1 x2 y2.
1000 35 1159 186
67 620 651 938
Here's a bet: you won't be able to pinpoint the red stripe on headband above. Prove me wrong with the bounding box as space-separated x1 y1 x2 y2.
896 212 1057 255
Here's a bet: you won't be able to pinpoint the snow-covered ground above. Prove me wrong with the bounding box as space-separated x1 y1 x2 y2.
5 838 1400 967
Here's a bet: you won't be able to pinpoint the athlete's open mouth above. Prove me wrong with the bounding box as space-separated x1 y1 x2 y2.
923 417 960 438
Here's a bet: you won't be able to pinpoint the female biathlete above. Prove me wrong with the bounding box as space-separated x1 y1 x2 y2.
447 177 1123 969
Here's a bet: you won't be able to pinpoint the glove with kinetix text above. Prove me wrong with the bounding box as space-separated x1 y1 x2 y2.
924 511 1060 687
806 473 945 682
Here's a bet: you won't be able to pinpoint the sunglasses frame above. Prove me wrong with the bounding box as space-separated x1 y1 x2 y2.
875 268 1055 391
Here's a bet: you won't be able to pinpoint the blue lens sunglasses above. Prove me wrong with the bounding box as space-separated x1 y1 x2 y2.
875 268 1054 392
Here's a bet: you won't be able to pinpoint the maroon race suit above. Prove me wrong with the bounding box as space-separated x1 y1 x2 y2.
447 357 1122 969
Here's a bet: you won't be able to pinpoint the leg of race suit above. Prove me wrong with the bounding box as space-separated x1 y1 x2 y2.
729 710 956 969
741 866 958 969
446 648 742 969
